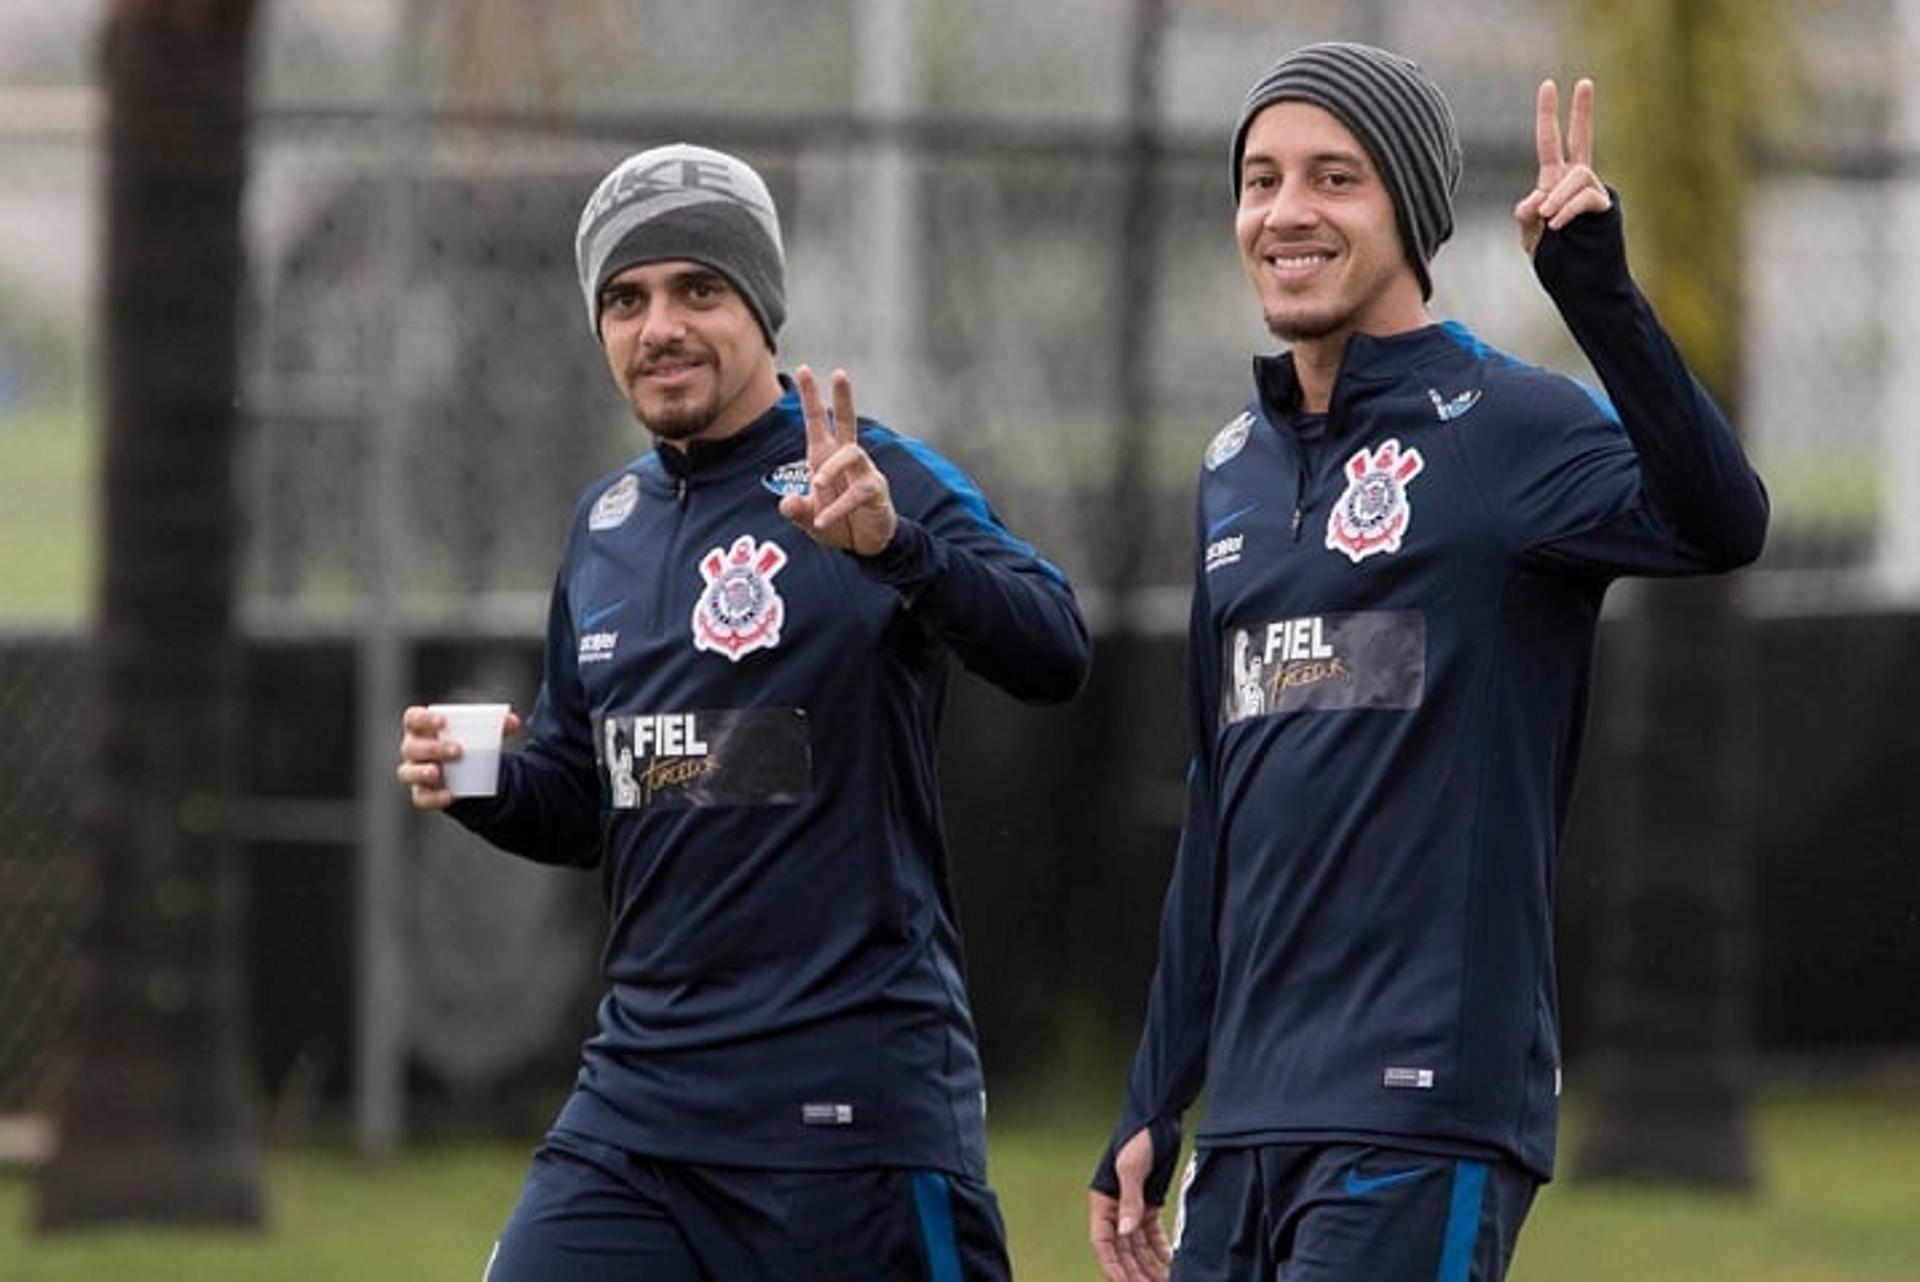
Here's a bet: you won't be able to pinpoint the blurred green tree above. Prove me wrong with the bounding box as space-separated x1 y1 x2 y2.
36 0 265 1228
1570 0 1792 1189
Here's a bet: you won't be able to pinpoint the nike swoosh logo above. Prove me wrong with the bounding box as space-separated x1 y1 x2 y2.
1207 502 1260 539
1343 1164 1430 1197
580 600 624 629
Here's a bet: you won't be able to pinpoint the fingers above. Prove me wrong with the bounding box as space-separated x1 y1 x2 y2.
401 704 444 737
1513 187 1547 228
795 364 832 468
806 446 887 530
396 705 457 810
1567 77 1596 169
1089 1192 1128 1282
1115 1186 1167 1280
1534 78 1563 171
777 491 815 528
1109 1128 1170 1280
1090 1192 1166 1282
1518 74 1606 256
830 368 857 451
1537 167 1611 228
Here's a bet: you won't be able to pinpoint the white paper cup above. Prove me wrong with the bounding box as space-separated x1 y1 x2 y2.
428 702 511 797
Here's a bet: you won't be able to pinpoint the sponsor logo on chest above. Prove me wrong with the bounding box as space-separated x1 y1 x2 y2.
596 707 813 810
1222 610 1426 724
1204 533 1244 575
577 599 624 665
578 630 619 664
762 459 812 497
602 712 714 809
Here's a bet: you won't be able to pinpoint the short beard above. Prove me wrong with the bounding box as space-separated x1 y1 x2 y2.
1264 305 1349 344
640 394 721 442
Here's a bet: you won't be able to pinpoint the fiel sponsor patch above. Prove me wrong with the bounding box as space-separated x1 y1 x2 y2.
589 473 640 531
1221 610 1426 724
1326 438 1424 563
595 707 812 810
691 534 790 661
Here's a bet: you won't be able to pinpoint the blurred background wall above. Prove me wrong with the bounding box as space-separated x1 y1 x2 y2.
1 0 1915 1149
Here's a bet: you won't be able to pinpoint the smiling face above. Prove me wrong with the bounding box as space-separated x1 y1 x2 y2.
1234 100 1428 352
597 260 781 447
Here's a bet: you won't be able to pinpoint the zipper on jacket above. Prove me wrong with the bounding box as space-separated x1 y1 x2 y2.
676 475 688 506
1291 451 1309 542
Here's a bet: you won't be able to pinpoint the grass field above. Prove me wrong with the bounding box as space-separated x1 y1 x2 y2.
0 403 93 623
2 1085 1916 1280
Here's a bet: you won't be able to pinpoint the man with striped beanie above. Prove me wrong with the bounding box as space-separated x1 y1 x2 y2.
1090 40 1767 1282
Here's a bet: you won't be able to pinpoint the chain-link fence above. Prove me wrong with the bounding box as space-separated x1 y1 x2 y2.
3 0 1917 1138
0 639 88 1125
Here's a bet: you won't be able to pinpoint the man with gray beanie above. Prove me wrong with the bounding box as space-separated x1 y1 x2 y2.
1090 42 1766 1282
398 142 1090 1280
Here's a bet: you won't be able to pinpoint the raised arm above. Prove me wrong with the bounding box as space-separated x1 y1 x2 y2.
781 364 1091 703
1511 78 1768 572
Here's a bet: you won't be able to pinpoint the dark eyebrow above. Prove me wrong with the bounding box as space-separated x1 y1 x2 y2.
1243 147 1373 172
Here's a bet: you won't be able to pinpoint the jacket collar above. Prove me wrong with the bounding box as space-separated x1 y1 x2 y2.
645 379 804 487
1253 323 1476 432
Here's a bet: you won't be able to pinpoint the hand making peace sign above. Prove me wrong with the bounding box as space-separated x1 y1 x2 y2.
778 364 898 557
1514 77 1613 256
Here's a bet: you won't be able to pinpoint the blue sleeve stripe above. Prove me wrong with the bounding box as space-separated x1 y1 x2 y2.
1435 1158 1490 1282
911 1171 964 1282
867 425 1070 588
1438 319 1619 424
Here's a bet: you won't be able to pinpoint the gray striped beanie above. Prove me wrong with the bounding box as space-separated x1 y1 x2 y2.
1231 42 1462 299
574 143 787 347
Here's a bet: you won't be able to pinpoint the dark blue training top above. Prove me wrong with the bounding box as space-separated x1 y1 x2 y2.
452 385 1089 1178
1100 202 1769 1192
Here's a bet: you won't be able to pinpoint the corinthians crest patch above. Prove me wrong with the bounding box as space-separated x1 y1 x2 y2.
692 534 790 661
1326 438 1424 563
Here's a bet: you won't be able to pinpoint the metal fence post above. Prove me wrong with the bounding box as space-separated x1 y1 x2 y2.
354 0 429 1157
1880 0 1920 599
856 0 922 428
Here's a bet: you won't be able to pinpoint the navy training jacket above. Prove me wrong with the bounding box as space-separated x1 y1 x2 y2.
1102 201 1769 1190
452 383 1089 1178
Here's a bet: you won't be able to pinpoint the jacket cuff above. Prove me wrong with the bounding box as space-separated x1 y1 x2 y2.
1532 187 1630 298
1088 1116 1184 1203
853 514 943 598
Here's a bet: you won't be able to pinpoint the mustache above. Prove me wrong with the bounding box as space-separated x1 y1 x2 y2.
631 342 707 376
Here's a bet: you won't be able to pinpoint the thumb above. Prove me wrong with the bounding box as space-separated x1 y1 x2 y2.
1115 1126 1155 1234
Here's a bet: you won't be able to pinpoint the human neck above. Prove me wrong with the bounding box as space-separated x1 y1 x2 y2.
1288 310 1432 413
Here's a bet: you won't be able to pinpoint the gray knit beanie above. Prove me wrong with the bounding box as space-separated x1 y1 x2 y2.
1231 42 1462 299
574 143 787 347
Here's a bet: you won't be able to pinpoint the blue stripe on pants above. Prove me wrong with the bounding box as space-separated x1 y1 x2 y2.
912 1171 962 1282
1435 1160 1489 1282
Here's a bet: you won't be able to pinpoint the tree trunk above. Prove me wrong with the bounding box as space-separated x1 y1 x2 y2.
1571 0 1777 1190
1575 576 1759 1185
36 0 265 1229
